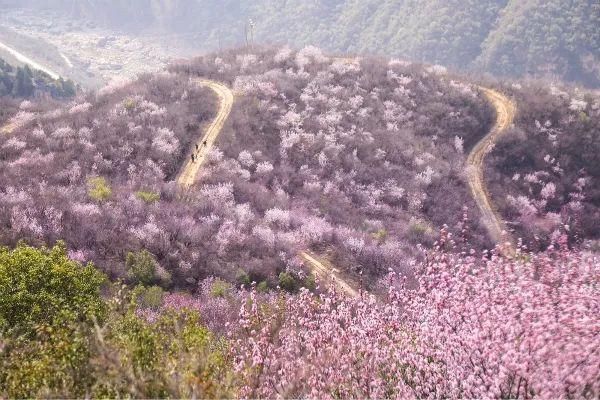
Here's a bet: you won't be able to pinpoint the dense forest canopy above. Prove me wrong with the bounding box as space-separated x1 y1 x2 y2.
5 0 599 86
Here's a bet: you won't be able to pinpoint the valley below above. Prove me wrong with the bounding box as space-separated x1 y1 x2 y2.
0 7 185 88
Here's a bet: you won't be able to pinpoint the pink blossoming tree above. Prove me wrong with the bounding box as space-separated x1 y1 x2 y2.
234 235 599 398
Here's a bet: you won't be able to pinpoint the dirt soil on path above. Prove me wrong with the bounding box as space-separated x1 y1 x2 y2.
467 87 516 247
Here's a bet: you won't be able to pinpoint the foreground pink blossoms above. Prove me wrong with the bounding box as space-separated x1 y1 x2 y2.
234 236 599 398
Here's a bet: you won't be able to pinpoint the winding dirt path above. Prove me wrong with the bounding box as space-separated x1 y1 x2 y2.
179 75 515 296
177 79 234 188
0 123 15 134
467 87 516 246
300 251 359 297
177 77 359 295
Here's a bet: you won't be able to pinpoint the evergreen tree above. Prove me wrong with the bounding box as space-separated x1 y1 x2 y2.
12 66 34 97
0 57 76 99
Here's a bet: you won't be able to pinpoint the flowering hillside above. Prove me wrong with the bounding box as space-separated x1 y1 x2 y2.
0 46 494 288
0 46 599 398
2 236 597 397
486 82 600 248
234 236 599 398
170 46 494 285
0 72 216 283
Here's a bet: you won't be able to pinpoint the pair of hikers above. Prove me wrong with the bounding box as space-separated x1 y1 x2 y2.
191 140 208 163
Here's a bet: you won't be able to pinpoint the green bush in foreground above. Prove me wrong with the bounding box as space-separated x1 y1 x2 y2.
92 293 233 398
134 284 165 309
0 244 234 398
0 242 106 397
0 241 106 336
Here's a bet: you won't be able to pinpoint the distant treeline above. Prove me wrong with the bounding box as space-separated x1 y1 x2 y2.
0 57 76 98
8 0 599 86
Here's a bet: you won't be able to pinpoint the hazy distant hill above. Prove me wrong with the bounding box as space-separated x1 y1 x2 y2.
4 0 600 85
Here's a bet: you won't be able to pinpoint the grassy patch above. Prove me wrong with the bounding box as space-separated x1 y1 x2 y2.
88 177 112 202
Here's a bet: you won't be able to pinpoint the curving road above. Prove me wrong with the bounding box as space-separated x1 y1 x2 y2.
0 123 15 135
0 41 60 135
0 41 61 80
300 251 359 297
467 88 516 247
176 77 359 295
177 79 234 188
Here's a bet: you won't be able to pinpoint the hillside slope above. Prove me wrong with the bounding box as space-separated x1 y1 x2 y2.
0 47 494 289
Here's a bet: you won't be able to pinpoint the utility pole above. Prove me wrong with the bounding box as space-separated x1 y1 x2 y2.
245 19 255 51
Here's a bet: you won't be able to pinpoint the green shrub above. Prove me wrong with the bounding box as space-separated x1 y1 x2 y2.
87 177 112 202
0 241 106 336
210 278 232 298
304 274 316 291
0 245 233 398
122 97 136 111
409 223 427 236
126 250 158 286
135 285 165 309
407 218 433 242
1 321 94 398
257 281 269 293
278 271 298 292
0 242 106 397
135 190 160 203
371 228 388 242
0 279 234 398
126 250 172 287
278 272 314 292
90 297 234 398
235 269 250 287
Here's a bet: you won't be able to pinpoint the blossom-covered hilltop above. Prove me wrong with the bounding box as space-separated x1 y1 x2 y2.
2 46 497 288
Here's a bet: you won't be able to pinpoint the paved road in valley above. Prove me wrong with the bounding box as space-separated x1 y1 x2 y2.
0 40 61 79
